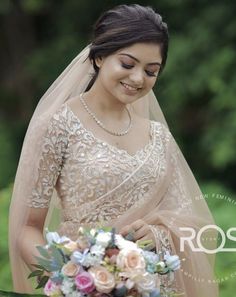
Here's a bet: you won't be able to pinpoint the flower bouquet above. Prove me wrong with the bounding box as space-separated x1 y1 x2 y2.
29 227 181 297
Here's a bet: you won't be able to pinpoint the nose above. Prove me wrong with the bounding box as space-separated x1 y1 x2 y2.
129 69 144 87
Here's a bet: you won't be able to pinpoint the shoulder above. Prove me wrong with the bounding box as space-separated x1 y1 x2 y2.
49 98 81 131
41 104 72 140
151 120 172 142
152 121 180 158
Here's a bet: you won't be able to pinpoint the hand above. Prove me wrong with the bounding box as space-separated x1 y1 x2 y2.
119 219 155 246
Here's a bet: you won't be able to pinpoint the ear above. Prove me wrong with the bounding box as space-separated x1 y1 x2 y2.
95 56 104 68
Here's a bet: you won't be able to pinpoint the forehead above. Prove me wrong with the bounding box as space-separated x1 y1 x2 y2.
115 42 162 64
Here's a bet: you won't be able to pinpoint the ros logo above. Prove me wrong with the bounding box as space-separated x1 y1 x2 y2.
179 225 236 254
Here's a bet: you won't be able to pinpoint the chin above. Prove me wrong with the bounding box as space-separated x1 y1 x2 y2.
119 94 139 105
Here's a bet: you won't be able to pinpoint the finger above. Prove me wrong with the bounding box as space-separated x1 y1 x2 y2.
120 225 133 236
133 225 149 241
131 219 145 231
120 225 130 234
139 234 152 241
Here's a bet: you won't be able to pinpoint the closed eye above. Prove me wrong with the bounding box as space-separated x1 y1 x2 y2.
145 70 158 77
121 63 133 69
121 63 158 77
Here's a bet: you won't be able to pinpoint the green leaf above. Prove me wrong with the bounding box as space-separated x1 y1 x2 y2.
34 256 52 272
36 245 50 259
50 245 64 266
28 270 43 279
31 263 44 270
35 275 49 289
51 246 63 261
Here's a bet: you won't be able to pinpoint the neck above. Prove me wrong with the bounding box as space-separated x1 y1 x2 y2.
83 83 128 121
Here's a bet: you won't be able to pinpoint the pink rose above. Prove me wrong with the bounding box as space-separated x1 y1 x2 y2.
88 266 116 294
75 271 95 294
44 279 61 296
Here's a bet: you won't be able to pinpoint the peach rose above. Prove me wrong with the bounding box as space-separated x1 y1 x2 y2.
77 236 90 251
116 249 146 272
88 266 116 293
61 261 80 277
64 241 79 253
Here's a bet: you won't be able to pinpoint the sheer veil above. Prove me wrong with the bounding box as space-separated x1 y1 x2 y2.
9 44 218 295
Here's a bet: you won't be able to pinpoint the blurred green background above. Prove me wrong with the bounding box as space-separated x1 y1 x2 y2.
0 0 235 296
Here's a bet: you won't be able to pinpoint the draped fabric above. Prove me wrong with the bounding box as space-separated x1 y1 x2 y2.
8 44 218 296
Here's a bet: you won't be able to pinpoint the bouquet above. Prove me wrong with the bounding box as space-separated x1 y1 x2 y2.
29 227 181 297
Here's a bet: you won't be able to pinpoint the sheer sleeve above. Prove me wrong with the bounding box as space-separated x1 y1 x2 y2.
27 110 68 208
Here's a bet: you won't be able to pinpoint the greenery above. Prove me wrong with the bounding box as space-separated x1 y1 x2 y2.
0 290 44 297
0 1 235 296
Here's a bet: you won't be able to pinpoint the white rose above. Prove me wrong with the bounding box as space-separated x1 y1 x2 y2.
115 234 138 250
136 272 156 293
90 244 105 257
96 232 112 248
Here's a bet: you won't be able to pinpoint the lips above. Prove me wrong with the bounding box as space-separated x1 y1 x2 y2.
120 82 141 95
121 82 139 91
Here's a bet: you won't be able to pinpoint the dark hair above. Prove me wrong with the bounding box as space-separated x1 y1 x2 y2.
86 4 169 91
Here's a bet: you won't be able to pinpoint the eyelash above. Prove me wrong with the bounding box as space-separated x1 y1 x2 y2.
121 63 158 77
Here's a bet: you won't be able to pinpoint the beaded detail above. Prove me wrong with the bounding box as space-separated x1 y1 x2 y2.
27 103 190 235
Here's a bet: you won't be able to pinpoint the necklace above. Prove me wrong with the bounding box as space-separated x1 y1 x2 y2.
79 93 132 136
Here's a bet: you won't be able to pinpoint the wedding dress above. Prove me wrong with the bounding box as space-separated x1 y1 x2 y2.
9 44 219 296
27 102 218 296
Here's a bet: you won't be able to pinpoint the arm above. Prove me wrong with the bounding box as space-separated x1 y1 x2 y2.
19 208 48 272
17 111 68 271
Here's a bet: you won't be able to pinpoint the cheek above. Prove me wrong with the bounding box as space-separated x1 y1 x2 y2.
100 65 124 86
148 77 157 89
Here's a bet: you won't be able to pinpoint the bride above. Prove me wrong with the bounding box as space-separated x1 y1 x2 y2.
9 4 218 296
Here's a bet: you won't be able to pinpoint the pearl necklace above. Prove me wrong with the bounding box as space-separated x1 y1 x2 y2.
79 93 132 136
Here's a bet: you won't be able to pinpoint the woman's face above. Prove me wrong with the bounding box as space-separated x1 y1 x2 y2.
95 42 162 105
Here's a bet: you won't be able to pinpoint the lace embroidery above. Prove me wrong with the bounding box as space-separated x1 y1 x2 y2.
148 225 179 295
27 104 183 230
27 107 68 208
60 116 168 226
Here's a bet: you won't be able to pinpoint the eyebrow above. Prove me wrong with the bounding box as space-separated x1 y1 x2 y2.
118 53 161 66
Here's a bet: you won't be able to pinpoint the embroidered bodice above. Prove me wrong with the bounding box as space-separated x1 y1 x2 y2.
27 103 188 237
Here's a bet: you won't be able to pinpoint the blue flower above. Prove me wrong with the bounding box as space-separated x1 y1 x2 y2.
164 252 180 271
71 249 89 265
142 250 159 264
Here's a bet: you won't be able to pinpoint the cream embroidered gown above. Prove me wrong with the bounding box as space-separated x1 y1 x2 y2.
27 103 174 236
26 103 218 296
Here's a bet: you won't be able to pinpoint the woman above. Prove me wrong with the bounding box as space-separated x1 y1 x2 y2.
9 4 218 296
